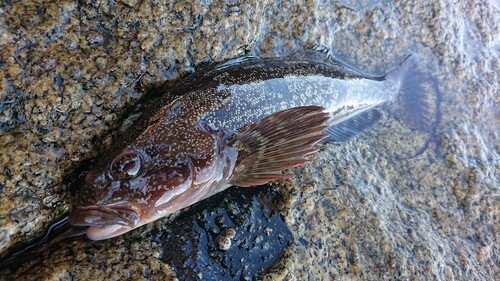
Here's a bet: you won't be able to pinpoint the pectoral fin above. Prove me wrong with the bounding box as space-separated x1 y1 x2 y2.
227 106 329 187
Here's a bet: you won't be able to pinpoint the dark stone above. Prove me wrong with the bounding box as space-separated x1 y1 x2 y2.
159 185 292 281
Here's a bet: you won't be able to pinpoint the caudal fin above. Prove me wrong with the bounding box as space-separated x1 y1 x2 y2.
386 55 439 133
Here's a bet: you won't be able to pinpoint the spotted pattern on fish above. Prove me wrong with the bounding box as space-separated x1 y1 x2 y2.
68 55 433 240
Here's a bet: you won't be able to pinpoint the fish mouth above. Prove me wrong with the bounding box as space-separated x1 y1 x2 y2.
86 225 133 241
68 201 140 228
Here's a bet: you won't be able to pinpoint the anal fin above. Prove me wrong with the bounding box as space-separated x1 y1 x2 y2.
323 107 383 142
228 106 330 187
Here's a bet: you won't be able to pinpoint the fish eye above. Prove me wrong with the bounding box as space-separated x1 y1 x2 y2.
111 151 143 180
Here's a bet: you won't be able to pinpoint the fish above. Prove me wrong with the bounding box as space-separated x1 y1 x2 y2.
68 50 435 240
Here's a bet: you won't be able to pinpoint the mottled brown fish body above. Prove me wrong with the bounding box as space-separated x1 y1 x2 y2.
69 55 432 240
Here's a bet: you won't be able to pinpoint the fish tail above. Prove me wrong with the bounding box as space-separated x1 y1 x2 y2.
322 54 439 144
385 54 439 132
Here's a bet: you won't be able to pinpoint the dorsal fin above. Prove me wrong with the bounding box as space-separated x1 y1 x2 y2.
228 106 329 187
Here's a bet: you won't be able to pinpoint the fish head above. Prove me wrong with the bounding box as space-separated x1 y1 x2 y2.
68 143 205 240
68 96 234 240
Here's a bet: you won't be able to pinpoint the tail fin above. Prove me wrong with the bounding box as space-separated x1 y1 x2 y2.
322 55 439 145
386 55 439 133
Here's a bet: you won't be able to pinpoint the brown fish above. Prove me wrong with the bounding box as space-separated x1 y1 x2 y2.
68 52 434 240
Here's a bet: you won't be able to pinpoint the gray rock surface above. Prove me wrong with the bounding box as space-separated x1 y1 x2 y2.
1 0 498 280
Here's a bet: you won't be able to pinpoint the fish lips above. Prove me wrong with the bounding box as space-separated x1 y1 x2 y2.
68 202 142 240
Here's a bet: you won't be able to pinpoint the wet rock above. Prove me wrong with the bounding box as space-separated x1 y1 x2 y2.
0 82 25 132
159 185 292 280
0 0 498 280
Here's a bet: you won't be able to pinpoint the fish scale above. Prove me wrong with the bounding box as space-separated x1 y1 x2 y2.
201 73 390 132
